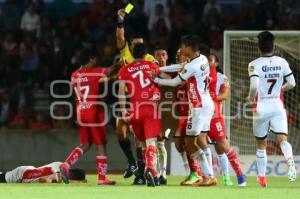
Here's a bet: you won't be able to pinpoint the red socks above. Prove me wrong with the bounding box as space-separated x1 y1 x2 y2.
22 167 53 180
65 147 83 167
187 153 203 177
96 156 107 181
145 145 158 176
227 149 243 176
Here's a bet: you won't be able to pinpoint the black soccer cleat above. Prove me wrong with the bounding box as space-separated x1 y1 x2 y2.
144 168 156 187
133 175 146 185
154 176 160 186
59 163 70 184
123 163 138 178
159 176 167 185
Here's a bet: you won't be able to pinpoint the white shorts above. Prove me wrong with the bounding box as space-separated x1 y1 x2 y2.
5 166 34 183
186 106 214 136
253 110 288 138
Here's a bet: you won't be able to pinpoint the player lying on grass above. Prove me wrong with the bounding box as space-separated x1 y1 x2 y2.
154 35 217 186
60 49 120 185
0 162 86 183
246 31 296 187
116 8 156 184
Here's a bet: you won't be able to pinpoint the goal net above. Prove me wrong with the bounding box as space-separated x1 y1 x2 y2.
224 31 300 155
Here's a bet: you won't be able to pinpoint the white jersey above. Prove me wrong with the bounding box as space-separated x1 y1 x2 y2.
179 55 213 108
248 55 292 113
216 72 229 95
5 162 61 183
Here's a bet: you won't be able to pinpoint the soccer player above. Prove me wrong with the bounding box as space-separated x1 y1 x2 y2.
118 43 162 187
208 53 246 186
172 49 204 186
0 162 86 183
116 8 156 183
59 49 117 185
0 162 62 183
246 31 296 187
154 35 217 186
153 47 169 185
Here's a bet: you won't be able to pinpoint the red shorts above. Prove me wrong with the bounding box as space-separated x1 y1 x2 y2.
130 105 161 142
208 117 227 142
77 105 106 145
176 117 188 137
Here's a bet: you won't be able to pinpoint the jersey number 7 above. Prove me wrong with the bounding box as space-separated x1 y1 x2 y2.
267 79 277 94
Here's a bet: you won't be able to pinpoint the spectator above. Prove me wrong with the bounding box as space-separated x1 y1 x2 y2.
148 3 171 32
10 106 31 129
0 91 16 129
30 111 51 131
20 4 41 37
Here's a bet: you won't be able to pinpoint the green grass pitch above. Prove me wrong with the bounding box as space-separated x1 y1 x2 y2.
0 175 299 199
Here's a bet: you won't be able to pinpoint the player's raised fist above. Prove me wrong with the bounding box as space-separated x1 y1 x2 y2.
117 9 125 20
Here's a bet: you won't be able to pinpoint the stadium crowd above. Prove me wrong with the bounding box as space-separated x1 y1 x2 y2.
0 0 299 130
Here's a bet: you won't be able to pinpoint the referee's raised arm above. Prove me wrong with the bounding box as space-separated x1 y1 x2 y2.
116 9 126 50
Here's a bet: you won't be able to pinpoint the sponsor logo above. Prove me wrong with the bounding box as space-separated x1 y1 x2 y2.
262 65 281 72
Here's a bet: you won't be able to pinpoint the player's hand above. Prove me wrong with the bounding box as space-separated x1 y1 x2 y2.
98 76 109 83
117 9 125 21
121 109 131 123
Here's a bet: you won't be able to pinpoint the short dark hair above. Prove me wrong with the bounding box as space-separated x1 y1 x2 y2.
181 34 200 51
198 43 210 57
132 43 148 59
129 34 144 42
79 49 96 65
69 168 86 181
258 31 274 53
154 45 167 52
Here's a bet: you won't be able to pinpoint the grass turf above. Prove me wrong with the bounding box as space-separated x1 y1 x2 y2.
0 175 299 199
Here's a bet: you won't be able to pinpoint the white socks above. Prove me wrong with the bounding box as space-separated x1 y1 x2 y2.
280 141 294 161
157 141 167 178
203 148 213 173
179 151 189 173
218 153 229 176
256 149 267 176
192 149 213 177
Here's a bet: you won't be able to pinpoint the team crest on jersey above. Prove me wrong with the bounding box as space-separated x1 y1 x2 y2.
200 64 207 71
248 65 254 72
180 69 187 74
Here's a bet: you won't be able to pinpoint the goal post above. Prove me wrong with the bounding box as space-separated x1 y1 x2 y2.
223 31 300 155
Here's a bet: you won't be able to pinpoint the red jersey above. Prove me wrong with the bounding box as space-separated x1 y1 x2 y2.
71 67 108 109
118 60 161 104
176 84 189 116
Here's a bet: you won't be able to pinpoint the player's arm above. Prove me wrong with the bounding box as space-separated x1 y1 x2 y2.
118 80 130 122
282 74 296 92
159 62 188 73
246 65 259 102
217 84 230 101
154 64 193 87
217 75 230 101
107 59 124 76
116 9 126 50
282 62 296 92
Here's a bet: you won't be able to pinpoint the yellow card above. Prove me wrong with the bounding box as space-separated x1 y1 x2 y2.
125 3 134 14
